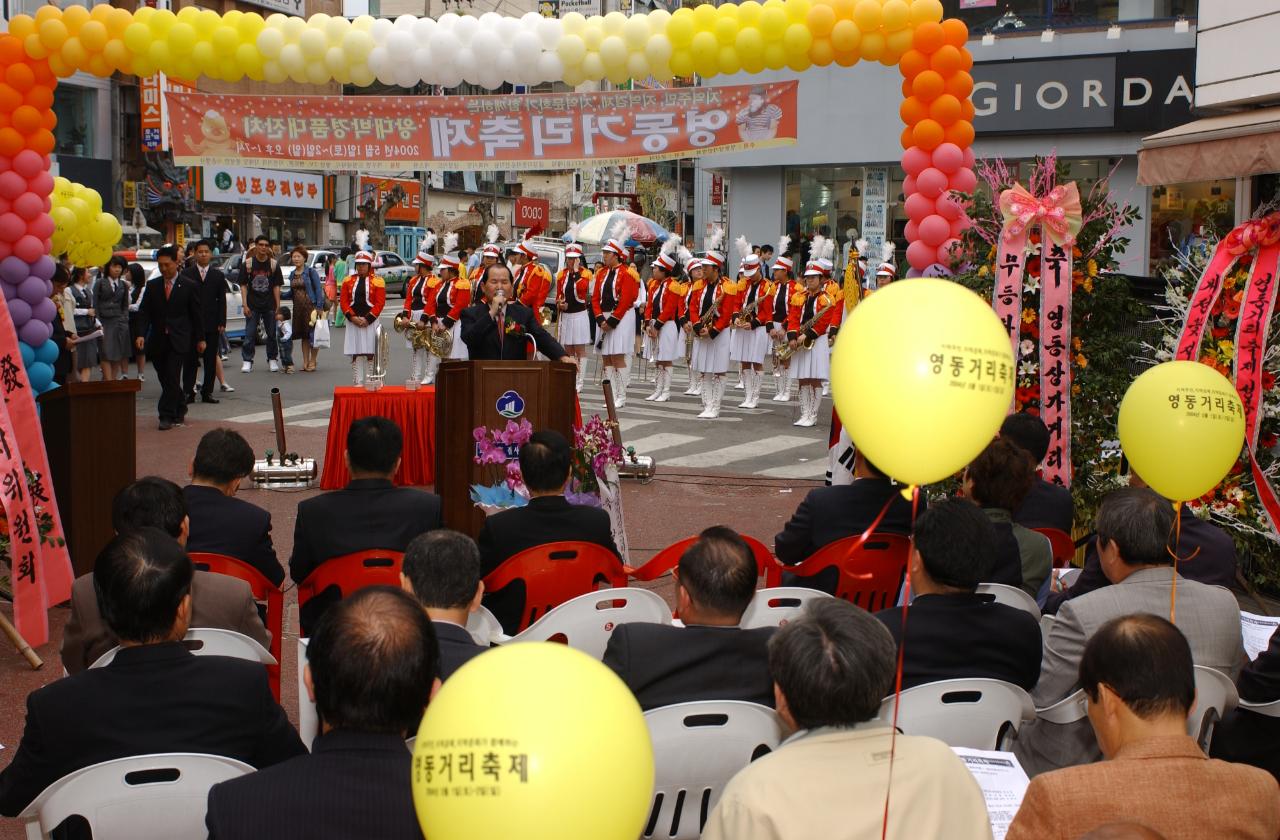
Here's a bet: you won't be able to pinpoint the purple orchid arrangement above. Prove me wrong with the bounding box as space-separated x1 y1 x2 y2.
470 419 533 507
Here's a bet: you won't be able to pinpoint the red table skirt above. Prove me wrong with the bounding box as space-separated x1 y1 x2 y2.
321 386 436 489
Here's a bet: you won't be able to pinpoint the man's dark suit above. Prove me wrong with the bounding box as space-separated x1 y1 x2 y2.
290 478 443 635
184 484 284 587
1013 477 1074 534
180 263 228 400
205 730 423 840
459 301 567 360
602 623 777 711
0 642 305 816
434 621 487 681
874 593 1042 691
1042 507 1238 615
476 495 620 634
138 272 204 424
1212 626 1280 781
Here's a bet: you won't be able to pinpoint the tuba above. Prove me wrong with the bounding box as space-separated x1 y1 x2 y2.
394 312 453 357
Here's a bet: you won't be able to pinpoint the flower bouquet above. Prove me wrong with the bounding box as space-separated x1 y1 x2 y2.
469 419 533 510
567 415 625 507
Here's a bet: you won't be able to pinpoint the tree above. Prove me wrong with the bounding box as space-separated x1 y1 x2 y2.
636 175 675 230
356 182 407 248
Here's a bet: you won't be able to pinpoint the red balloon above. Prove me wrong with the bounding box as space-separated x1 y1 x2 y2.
919 214 950 248
28 170 53 197
12 190 41 220
916 167 949 199
0 170 25 200
904 192 936 221
27 212 52 239
963 147 976 169
949 168 978 193
13 233 42 263
931 142 964 174
12 148 41 179
902 173 917 195
937 237 963 266
901 146 931 176
0 197 12 215
906 239 935 271
950 217 967 237
0 212 26 243
936 193 964 221
0 241 12 260
904 219 919 243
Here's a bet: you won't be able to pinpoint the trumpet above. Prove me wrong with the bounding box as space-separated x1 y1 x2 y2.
394 312 453 358
775 301 835 362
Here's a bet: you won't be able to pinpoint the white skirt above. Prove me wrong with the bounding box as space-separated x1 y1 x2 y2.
656 320 681 363
404 310 423 350
560 309 591 346
598 309 635 355
694 329 732 374
447 319 469 360
344 321 380 356
730 326 770 365
791 335 831 380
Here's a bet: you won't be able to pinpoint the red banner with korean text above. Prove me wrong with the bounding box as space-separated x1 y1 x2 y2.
167 82 798 171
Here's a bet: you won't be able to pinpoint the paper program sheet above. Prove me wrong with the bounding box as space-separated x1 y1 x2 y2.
953 747 1030 840
1241 611 1280 661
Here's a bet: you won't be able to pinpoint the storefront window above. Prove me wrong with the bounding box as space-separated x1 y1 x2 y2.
785 165 907 269
1149 179 1235 273
945 0 1195 30
53 84 94 158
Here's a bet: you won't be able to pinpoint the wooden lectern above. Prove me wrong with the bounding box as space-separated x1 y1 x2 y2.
435 360 577 537
38 380 141 576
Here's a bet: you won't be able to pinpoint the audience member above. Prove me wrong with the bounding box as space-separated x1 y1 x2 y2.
603 527 774 710
875 498 1041 691
0 529 304 817
185 428 284 586
963 438 1051 594
1006 615 1279 840
401 530 488 681
1211 625 1280 781
61 477 271 673
773 449 918 594
477 430 618 633
1001 412 1074 534
206 587 437 839
700 599 991 840
1015 487 1245 776
290 417 443 634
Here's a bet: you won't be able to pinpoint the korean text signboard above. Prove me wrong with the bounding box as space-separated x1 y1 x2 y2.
201 166 325 209
168 82 798 171
359 176 423 223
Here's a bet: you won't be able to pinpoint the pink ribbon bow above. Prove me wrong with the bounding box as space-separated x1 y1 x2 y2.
998 182 1084 247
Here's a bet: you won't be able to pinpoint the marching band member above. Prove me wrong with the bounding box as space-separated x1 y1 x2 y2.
592 238 640 408
511 233 552 360
400 230 438 384
433 233 471 362
689 244 739 419
470 224 502 304
643 238 678 373
679 258 705 397
787 260 836 427
340 241 385 387
769 238 797 402
875 244 897 288
556 242 593 392
729 239 769 409
643 240 687 402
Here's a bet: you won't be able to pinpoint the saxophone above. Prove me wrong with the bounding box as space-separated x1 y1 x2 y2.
733 294 763 329
697 290 722 330
775 299 836 362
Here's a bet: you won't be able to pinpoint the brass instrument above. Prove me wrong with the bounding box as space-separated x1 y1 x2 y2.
733 295 763 329
393 311 453 358
539 305 553 327
775 300 836 362
697 293 722 330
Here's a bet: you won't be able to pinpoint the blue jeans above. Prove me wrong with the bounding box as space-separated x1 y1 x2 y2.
241 308 278 362
280 334 294 367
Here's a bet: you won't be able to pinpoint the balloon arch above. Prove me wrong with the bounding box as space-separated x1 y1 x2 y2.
0 0 976 394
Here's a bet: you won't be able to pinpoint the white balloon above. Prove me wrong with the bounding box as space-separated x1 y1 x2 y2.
375 63 397 85
496 16 521 40
386 30 415 63
495 51 517 81
413 16 436 40
478 69 503 90
512 31 541 64
470 29 499 59
370 17 394 39
521 12 543 28
393 14 417 31
436 67 463 88
536 51 563 82
537 16 562 48
437 12 459 30
366 44 388 74
429 29 457 62
413 46 434 80
453 14 477 42
478 12 502 28
454 47 477 80
394 64 418 89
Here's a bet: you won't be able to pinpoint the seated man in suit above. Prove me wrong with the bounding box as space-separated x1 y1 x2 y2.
401 529 488 681
290 416 443 635
206 587 437 840
460 263 573 361
1008 614 1279 839
478 430 619 634
1015 487 1246 777
773 448 917 594
1211 625 1280 782
185 428 284 587
1 528 305 817
701 599 992 840
62 477 271 673
603 526 775 711
963 438 1051 594
875 498 1041 691
1001 412 1074 534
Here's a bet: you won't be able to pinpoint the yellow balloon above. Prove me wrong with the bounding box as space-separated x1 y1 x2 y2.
830 278 1014 486
852 0 882 32
79 20 108 52
1118 360 1245 501
8 15 36 41
412 644 653 840
717 43 741 74
61 4 90 33
692 2 717 31
909 0 944 25
882 0 912 29
38 18 69 51
785 0 812 22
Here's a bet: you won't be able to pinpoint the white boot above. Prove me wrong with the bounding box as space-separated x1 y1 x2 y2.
739 369 759 408
685 368 702 396
616 358 631 408
822 380 831 396
424 353 440 385
645 364 663 400
696 375 716 418
575 360 586 393
734 375 744 389
793 384 812 426
773 366 792 401
655 367 672 402
352 356 366 386
708 375 725 419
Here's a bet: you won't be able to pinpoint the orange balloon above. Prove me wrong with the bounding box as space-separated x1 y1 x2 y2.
930 44 963 75
27 128 53 155
832 0 856 19
900 125 914 150
807 4 836 37
834 48 858 67
810 37 835 66
5 63 34 93
0 83 21 113
901 78 913 98
960 98 975 121
0 127 24 156
913 21 945 54
912 118 944 151
86 54 110 78
31 63 54 86
11 105 39 133
944 70 973 98
24 86 52 110
911 69 944 100
0 113 10 129
929 93 961 126
899 95 928 126
899 48 929 79
40 109 56 130
944 119 974 148
0 37 26 66
959 48 973 71
941 18 968 47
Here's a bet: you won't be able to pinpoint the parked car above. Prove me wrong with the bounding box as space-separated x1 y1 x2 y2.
113 249 246 342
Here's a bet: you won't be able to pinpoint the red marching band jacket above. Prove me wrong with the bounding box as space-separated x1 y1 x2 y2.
430 276 470 328
787 289 835 342
557 266 592 313
650 277 688 326
401 274 439 321
340 274 385 320
591 264 640 327
688 279 741 339
741 279 769 329
514 261 552 309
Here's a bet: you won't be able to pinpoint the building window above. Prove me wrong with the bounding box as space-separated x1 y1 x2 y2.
785 165 908 268
946 0 1195 30
1149 179 1235 273
53 84 94 158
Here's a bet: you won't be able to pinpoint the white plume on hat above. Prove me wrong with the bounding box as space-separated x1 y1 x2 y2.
704 225 725 254
881 242 896 263
677 244 694 266
846 227 858 241
442 232 458 254
855 238 869 257
820 237 836 262
355 229 369 251
660 236 679 259
486 224 499 244
776 234 791 259
734 235 752 262
810 234 828 264
419 230 437 254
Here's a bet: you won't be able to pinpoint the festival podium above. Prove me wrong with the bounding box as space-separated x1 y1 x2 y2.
435 360 577 537
38 380 141 576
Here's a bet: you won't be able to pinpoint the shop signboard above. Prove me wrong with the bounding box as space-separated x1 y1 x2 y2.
140 75 193 152
202 166 325 210
358 176 422 223
515 196 550 228
860 167 889 266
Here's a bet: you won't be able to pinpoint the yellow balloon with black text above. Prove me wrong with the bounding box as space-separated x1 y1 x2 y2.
1117 360 1245 501
829 278 1014 486
412 643 653 840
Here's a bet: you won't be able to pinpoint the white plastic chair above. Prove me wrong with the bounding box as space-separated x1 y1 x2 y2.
975 583 1041 618
298 638 319 751
643 701 784 840
17 753 254 840
466 605 508 646
507 587 671 659
1035 687 1089 724
89 628 277 669
1240 697 1280 717
1190 665 1239 752
737 587 832 629
876 678 1036 750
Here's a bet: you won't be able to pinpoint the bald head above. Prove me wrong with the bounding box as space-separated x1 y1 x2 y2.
1080 823 1168 840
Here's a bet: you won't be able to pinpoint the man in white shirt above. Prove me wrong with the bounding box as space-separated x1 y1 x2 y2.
400 529 487 681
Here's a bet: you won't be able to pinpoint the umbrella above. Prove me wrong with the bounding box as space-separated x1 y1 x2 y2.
563 210 671 245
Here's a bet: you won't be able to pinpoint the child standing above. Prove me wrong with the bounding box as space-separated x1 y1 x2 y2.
277 305 294 373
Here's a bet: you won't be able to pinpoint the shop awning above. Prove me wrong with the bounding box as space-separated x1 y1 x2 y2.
1138 106 1280 185
121 223 161 236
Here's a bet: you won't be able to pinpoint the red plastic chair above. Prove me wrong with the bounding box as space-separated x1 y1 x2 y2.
188 552 284 701
1033 528 1077 569
296 549 406 609
482 541 628 633
772 534 911 610
626 535 780 587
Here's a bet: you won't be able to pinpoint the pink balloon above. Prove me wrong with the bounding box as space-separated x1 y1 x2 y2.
0 156 12 173
919 214 950 248
904 219 919 243
0 241 13 260
12 150 43 180
902 173 917 195
28 213 53 240
906 239 935 271
13 191 41 221
0 198 12 216
0 213 25 244
904 192 936 221
916 167 949 199
931 142 964 175
901 146 931 177
27 170 53 197
937 238 963 266
962 147 976 168
949 168 977 193
41 197 49 212
14 234 44 263
0 171 26 201
936 193 964 221
950 217 968 237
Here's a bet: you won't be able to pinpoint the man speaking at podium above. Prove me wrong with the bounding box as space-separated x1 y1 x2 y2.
460 264 575 363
